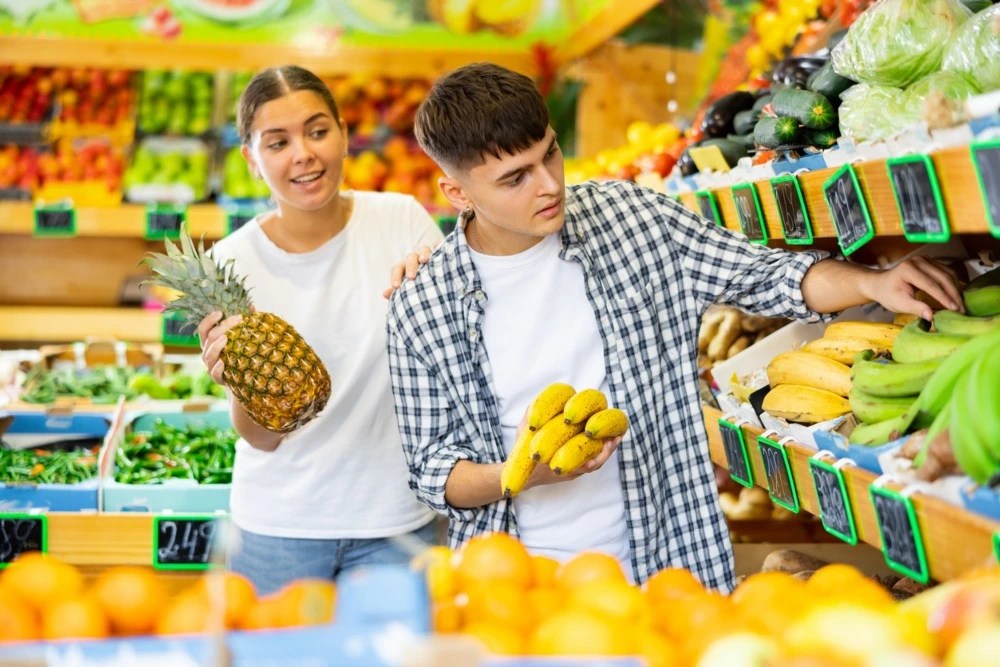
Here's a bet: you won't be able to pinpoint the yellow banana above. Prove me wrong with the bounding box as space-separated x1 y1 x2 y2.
761 384 851 424
562 389 608 424
766 350 852 398
801 336 888 365
823 321 902 348
585 408 629 439
526 382 576 431
500 427 537 498
549 433 604 475
530 418 585 464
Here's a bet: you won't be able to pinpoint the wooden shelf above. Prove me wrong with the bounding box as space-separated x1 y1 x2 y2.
704 405 1000 582
0 306 163 343
0 202 225 239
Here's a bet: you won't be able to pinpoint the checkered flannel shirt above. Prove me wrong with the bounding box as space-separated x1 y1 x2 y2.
386 180 831 589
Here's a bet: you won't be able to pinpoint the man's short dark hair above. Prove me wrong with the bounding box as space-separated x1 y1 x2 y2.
414 63 549 173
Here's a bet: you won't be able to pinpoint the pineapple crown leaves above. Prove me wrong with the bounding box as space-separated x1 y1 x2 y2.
141 229 254 324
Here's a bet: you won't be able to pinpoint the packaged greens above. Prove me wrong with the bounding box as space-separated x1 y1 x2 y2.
838 84 913 143
902 71 981 120
942 4 1000 92
832 0 972 88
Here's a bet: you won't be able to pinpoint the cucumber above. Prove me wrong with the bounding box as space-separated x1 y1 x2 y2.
727 133 756 151
771 88 836 130
754 116 799 148
699 138 748 167
803 128 839 149
807 61 855 103
752 94 773 114
734 110 758 136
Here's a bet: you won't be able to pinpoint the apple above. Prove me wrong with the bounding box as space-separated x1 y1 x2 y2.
696 633 776 667
929 578 1000 651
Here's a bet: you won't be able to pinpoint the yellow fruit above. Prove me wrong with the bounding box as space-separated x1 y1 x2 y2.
761 384 851 424
413 546 458 603
526 382 576 430
556 552 627 589
802 335 889 364
549 433 604 475
456 533 533 591
500 427 537 497
823 321 902 348
1 553 83 614
568 579 652 626
585 408 629 439
562 388 608 424
464 620 526 655
529 418 584 464
766 350 852 397
530 608 632 656
91 566 168 635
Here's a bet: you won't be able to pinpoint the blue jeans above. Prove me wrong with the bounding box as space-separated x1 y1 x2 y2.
228 520 441 596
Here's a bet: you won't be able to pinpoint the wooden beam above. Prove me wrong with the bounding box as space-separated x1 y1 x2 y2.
552 0 663 65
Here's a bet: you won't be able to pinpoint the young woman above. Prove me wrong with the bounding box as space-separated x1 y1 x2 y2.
197 66 443 595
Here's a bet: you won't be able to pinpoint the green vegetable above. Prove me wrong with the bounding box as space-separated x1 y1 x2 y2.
942 4 1000 92
0 444 100 484
807 61 856 103
114 420 237 486
771 89 836 130
754 116 799 148
727 133 756 151
803 128 839 149
832 0 971 88
21 366 138 404
838 83 911 143
733 110 758 136
751 95 773 114
902 70 981 119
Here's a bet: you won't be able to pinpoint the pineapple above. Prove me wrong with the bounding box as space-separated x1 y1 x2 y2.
143 230 331 433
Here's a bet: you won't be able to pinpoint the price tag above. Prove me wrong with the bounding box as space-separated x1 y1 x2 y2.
757 434 799 513
145 203 186 240
0 514 48 567
808 455 857 545
971 140 1000 238
161 311 199 348
696 190 722 227
153 516 220 570
870 482 929 584
718 418 753 488
226 209 258 235
770 175 813 245
33 203 76 237
823 164 874 257
886 155 949 244
731 183 768 244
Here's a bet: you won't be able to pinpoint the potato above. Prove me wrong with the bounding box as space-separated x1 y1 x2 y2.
761 549 829 574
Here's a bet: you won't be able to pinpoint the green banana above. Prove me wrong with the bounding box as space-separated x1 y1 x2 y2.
910 327 1000 429
848 388 915 424
932 309 1000 336
965 265 1000 290
950 362 1000 485
891 319 970 364
850 350 943 398
964 285 1000 317
848 411 913 446
967 347 1000 462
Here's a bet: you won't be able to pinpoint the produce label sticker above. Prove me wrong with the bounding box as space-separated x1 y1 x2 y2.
757 435 799 513
823 164 874 257
731 183 768 244
809 457 857 545
153 515 221 571
696 190 722 227
161 311 199 348
886 155 950 244
718 418 753 488
971 140 1000 238
689 145 732 174
33 202 76 238
0 514 48 567
870 484 929 584
770 174 813 245
145 203 186 240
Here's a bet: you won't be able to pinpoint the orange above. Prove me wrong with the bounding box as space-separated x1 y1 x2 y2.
0 553 83 614
463 620 526 655
194 571 258 629
636 628 680 667
42 596 109 640
530 555 560 589
274 579 336 627
527 587 562 620
530 608 632 656
464 582 533 632
413 546 458 603
730 571 810 637
239 595 285 631
91 566 168 635
568 579 652 626
556 552 627 590
645 567 704 605
806 565 892 611
455 533 532 592
805 564 865 594
432 599 463 633
155 591 211 636
0 590 38 642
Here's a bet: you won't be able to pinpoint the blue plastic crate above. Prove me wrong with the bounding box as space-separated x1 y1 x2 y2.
960 484 1000 521
813 428 906 475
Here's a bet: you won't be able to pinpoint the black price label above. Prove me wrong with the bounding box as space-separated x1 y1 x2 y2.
145 204 186 240
887 155 949 244
757 435 799 513
809 457 857 545
770 175 813 245
823 164 874 257
731 183 768 244
718 418 753 488
227 210 257 235
971 141 1000 238
696 190 722 227
153 516 220 570
870 485 928 584
33 204 76 237
0 514 47 567
161 311 199 348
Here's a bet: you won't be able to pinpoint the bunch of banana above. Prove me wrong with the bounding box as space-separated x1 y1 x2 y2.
759 347 856 424
500 385 630 497
962 265 1000 317
761 385 851 424
802 321 901 365
948 346 1000 484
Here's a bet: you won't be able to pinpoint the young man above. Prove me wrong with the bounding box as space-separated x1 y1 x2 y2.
385 63 962 589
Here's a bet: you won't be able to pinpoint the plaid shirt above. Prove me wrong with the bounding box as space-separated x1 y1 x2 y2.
386 180 830 589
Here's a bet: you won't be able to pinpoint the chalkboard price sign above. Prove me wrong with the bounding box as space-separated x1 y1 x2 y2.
696 191 722 227
823 164 874 257
770 175 813 245
227 210 258 235
757 435 799 513
0 514 47 567
886 155 949 244
870 484 928 584
718 418 753 488
34 204 76 237
145 204 186 240
994 532 1000 565
731 183 768 244
808 455 857 545
971 141 1000 238
161 312 199 348
153 516 220 570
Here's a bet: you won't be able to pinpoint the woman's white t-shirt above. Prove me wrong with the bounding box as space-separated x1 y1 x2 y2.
210 192 442 538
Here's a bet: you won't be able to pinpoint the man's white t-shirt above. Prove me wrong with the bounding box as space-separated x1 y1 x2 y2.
470 231 630 566
210 192 441 538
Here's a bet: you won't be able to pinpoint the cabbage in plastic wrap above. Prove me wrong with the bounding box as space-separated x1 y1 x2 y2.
832 0 972 88
942 4 1000 92
902 71 981 122
838 83 912 143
